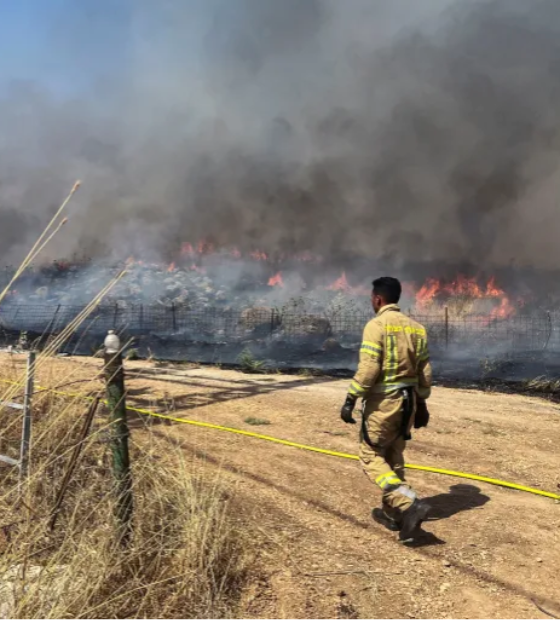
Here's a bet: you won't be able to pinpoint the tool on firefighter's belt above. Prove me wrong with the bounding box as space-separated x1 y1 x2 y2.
414 398 430 429
360 400 377 449
400 388 414 441
340 394 357 424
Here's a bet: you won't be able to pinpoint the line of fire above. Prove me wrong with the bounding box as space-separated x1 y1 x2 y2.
0 238 554 381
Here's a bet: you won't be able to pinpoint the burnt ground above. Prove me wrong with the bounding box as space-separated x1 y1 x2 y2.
1 354 560 619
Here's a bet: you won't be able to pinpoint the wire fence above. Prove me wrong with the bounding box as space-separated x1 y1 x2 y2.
0 302 555 357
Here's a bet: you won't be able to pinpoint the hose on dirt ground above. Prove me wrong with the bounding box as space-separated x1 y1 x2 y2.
2 377 559 501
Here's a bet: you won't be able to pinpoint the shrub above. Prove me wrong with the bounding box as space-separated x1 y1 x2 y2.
237 349 266 374
244 417 271 426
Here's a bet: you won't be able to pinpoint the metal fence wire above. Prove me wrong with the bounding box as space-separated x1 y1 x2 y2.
0 303 555 355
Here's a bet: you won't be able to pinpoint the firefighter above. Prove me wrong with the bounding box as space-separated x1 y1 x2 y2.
340 276 432 542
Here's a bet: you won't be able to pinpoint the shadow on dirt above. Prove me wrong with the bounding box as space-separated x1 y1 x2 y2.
124 373 336 428
401 484 490 548
403 531 446 548
426 484 490 521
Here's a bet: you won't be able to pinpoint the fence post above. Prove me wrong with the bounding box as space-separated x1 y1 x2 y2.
103 330 133 545
171 302 177 332
19 350 35 489
444 306 449 350
139 304 144 332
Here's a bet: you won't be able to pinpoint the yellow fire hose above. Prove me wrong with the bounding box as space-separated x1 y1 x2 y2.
2 378 560 501
125 406 560 501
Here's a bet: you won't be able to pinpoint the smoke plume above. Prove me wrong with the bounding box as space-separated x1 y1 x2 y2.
1 0 560 273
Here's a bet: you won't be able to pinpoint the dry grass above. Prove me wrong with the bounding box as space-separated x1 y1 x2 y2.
0 362 249 619
0 192 252 618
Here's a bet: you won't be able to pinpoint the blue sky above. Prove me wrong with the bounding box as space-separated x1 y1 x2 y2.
0 0 231 100
0 0 137 95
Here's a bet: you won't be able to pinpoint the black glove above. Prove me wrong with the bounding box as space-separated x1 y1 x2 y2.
340 394 358 424
414 398 430 428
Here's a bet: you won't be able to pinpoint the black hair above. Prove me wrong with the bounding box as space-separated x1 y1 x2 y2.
372 276 402 304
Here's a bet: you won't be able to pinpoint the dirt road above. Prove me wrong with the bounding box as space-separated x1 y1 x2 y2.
2 355 560 618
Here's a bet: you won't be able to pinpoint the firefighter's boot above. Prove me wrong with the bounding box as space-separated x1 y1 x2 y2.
372 507 401 532
398 500 431 542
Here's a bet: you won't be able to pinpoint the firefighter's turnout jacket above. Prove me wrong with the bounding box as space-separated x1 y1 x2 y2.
348 304 432 401
348 304 433 514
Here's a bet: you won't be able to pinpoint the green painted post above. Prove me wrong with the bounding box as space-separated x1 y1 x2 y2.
104 330 133 545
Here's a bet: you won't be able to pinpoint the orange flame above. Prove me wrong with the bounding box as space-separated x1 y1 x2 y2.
326 272 369 296
197 240 214 254
294 251 320 263
414 275 517 319
181 242 195 257
171 243 521 321
485 276 503 298
416 278 441 306
250 250 268 261
177 241 325 263
489 297 515 320
268 272 284 287
327 272 350 291
181 241 273 261
124 257 144 267
167 262 176 272
442 275 483 297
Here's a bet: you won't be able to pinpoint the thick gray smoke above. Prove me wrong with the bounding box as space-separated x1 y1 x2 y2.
1 0 560 273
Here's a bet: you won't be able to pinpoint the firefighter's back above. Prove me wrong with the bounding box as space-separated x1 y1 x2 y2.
372 306 428 393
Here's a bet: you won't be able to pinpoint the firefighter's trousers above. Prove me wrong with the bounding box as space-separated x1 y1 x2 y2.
359 391 417 515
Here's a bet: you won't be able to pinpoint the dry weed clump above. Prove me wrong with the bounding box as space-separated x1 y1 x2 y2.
523 375 560 394
0 364 248 619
